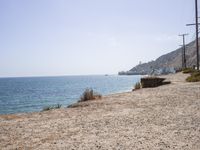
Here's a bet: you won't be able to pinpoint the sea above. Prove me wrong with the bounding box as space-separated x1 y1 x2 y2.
0 75 141 114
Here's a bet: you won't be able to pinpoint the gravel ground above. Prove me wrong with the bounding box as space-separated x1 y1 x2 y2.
0 73 200 150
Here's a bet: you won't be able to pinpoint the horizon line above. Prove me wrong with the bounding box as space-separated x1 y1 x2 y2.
0 73 121 79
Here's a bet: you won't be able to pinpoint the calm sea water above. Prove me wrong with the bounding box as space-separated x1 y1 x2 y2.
0 75 141 114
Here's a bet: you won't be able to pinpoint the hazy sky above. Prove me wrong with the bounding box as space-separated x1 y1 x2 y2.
0 0 197 77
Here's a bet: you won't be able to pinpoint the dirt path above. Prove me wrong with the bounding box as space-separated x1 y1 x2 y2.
0 73 200 150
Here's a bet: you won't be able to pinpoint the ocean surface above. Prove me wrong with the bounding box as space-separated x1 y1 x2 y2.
0 75 141 114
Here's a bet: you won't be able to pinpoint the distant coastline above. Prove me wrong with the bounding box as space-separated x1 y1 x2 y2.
118 71 146 75
119 39 200 76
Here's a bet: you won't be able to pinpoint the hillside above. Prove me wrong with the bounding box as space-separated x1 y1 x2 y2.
119 39 199 75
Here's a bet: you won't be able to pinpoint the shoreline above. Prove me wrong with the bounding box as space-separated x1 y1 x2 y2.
1 73 200 149
0 75 140 115
0 89 134 116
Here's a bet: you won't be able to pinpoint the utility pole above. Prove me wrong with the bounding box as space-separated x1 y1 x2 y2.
195 0 199 70
186 0 199 70
179 34 188 69
179 45 185 69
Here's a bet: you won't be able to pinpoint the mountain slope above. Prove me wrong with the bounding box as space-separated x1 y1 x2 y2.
119 39 199 75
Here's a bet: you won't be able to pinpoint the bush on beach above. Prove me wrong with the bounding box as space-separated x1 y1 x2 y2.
79 89 102 102
186 71 200 82
182 68 196 74
182 67 200 82
134 82 141 90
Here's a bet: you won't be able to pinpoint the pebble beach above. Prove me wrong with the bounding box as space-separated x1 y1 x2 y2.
0 73 200 150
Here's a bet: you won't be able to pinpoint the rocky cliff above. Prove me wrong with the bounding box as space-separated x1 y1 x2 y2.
119 39 199 75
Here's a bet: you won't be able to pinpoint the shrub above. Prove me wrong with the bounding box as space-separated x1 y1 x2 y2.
140 77 166 88
186 71 200 82
79 89 102 102
182 68 196 74
134 82 141 90
42 104 62 111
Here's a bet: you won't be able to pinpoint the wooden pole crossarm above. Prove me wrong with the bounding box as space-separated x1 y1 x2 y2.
186 23 200 26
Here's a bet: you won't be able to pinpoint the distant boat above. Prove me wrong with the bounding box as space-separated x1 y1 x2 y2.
105 74 109 76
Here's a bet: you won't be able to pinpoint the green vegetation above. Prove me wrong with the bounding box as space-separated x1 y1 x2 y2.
79 89 102 102
186 71 200 82
134 82 141 90
42 104 62 111
182 68 200 82
182 68 196 74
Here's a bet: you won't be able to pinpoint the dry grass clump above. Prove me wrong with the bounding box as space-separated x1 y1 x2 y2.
134 82 141 90
79 89 102 102
42 104 62 111
182 68 196 74
186 71 200 82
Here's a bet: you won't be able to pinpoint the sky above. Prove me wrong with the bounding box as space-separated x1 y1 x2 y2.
0 0 198 77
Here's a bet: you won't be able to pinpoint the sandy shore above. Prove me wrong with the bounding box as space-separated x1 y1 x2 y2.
0 73 200 150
